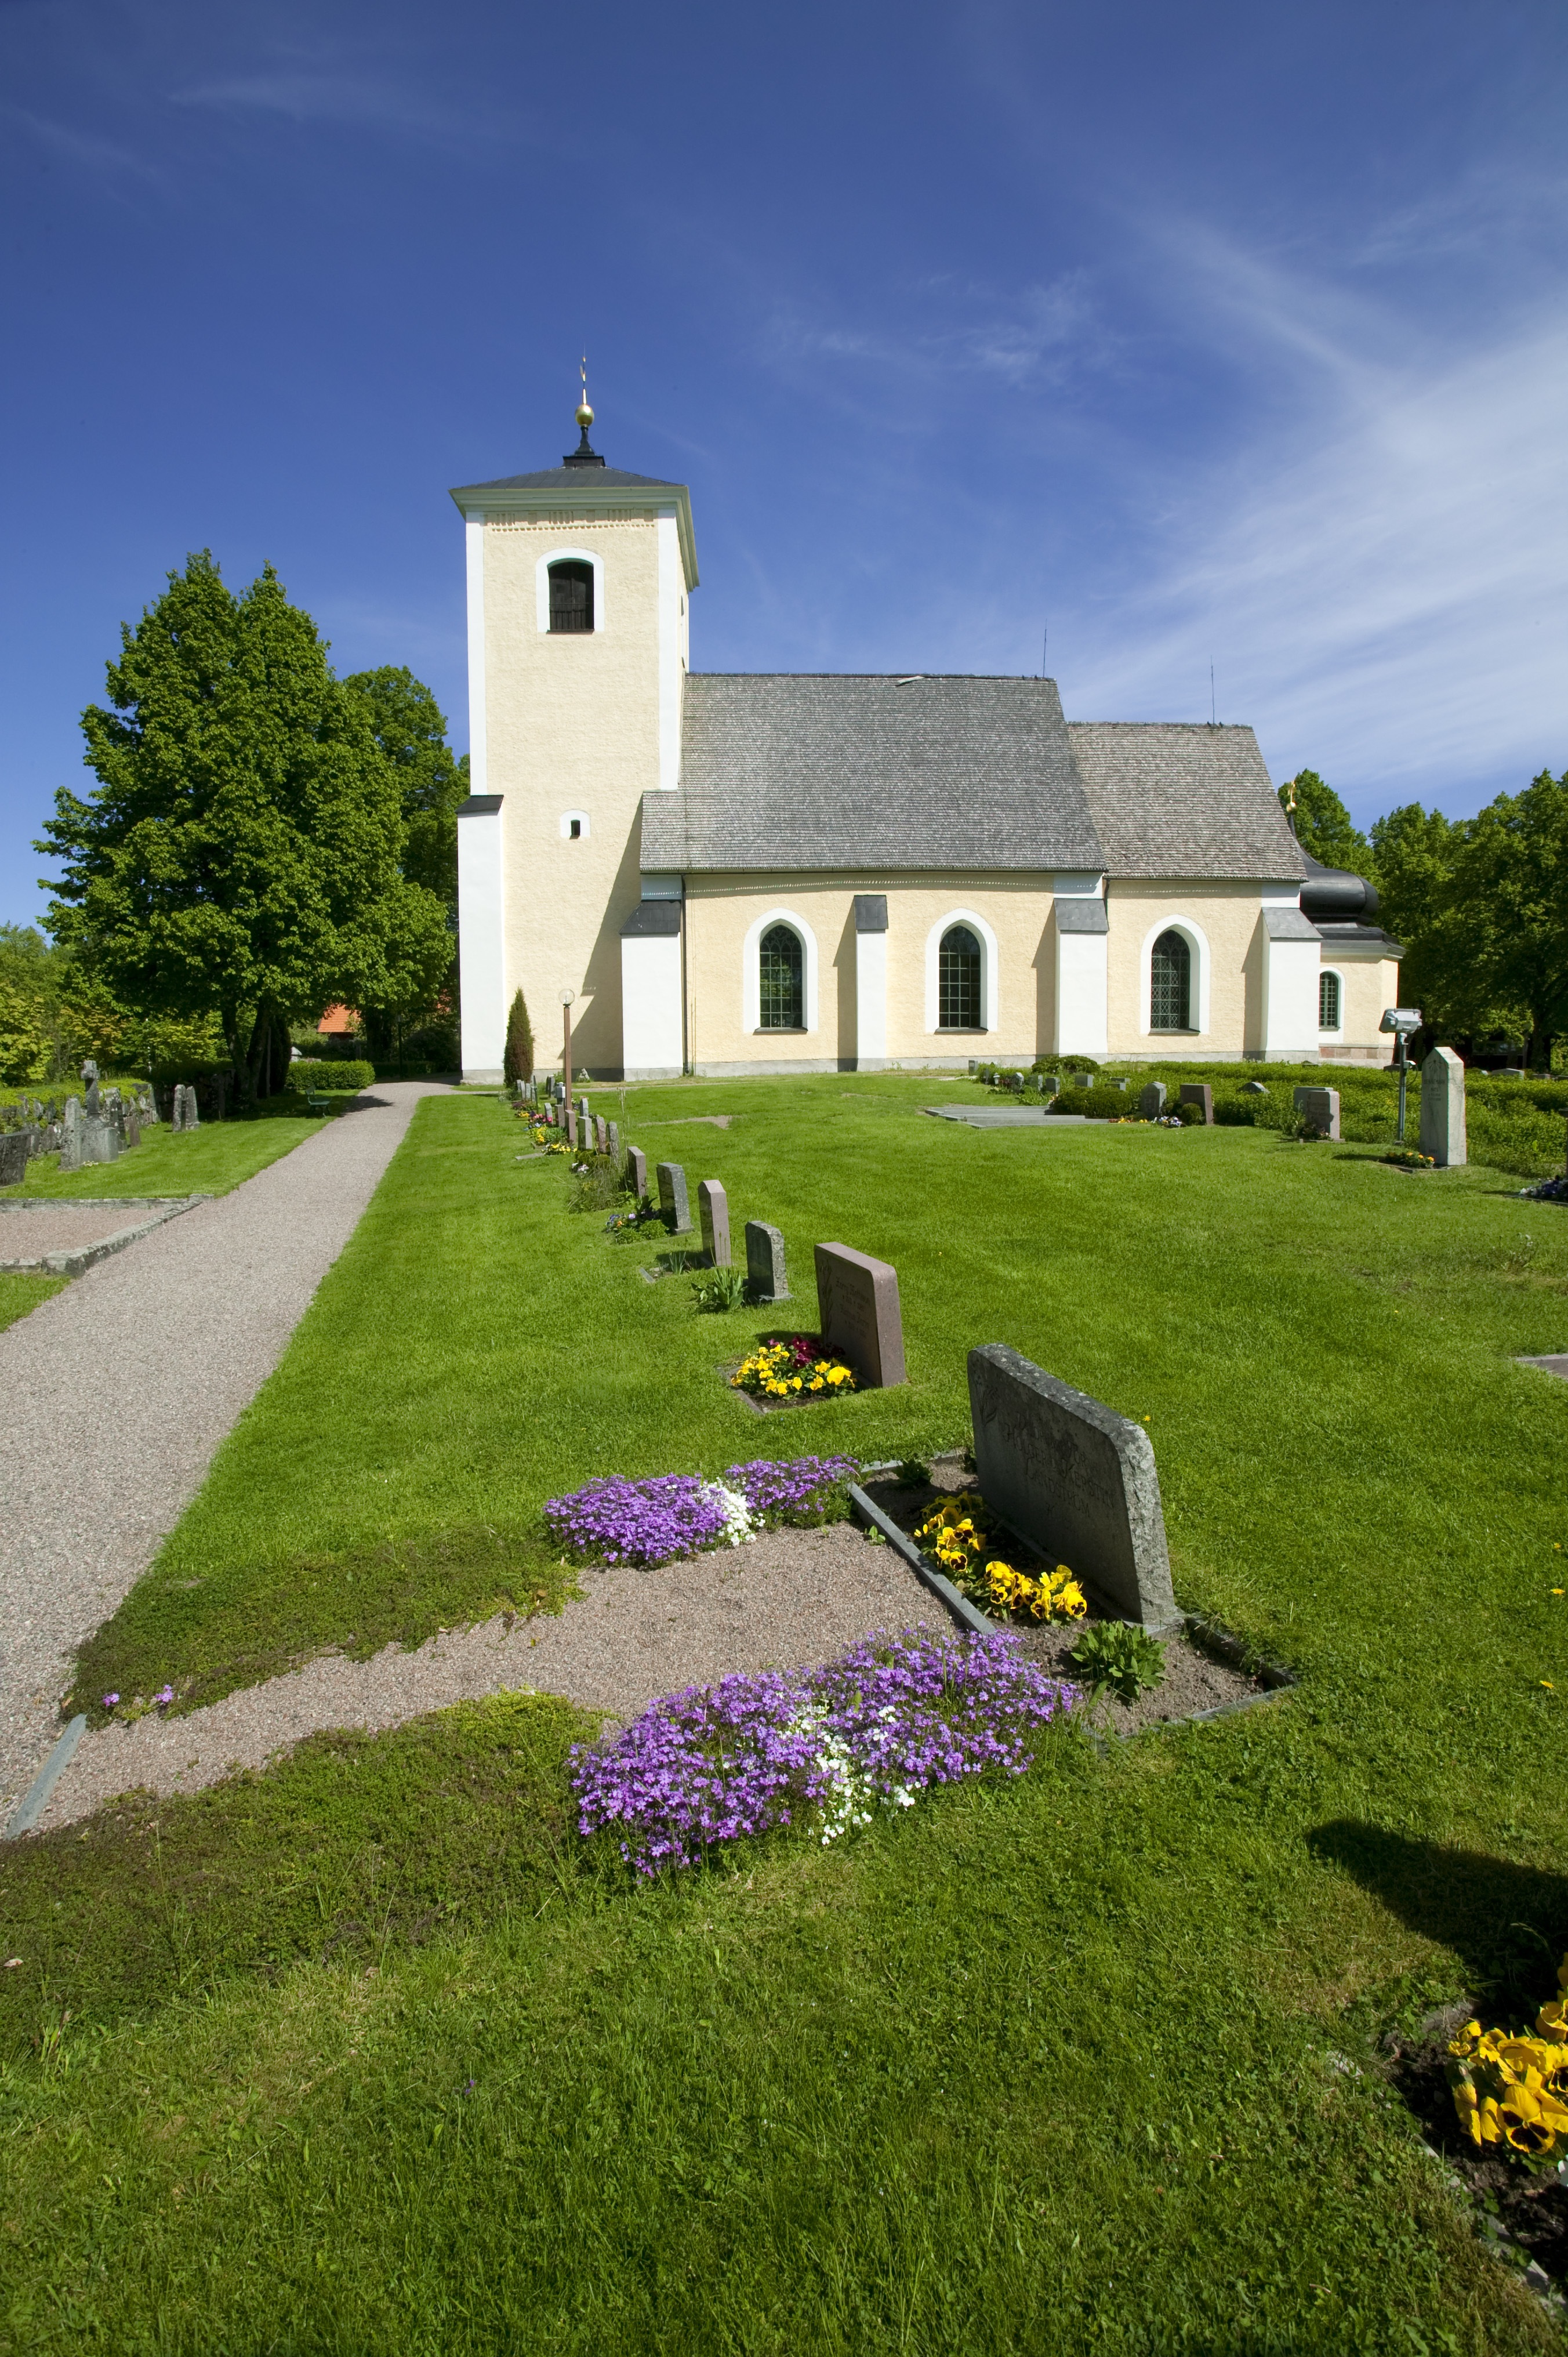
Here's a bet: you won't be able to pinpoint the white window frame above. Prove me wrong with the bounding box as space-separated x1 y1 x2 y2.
536 547 606 634
743 908 818 1035
1318 965 1345 1037
925 908 999 1035
1139 915 1211 1039
559 810 590 841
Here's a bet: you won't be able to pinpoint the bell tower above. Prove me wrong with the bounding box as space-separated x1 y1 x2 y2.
450 380 698 1080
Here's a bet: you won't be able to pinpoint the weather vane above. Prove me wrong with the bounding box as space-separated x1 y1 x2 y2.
576 355 593 431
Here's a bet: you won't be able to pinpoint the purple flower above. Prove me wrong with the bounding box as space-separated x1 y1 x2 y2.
102 1692 119 1710
154 1685 175 1707
545 1457 859 1569
570 1627 1079 1874
724 1456 857 1523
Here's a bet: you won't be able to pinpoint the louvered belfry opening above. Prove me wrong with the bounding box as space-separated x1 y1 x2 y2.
758 924 804 1028
1150 930 1191 1031
938 925 982 1029
548 560 594 633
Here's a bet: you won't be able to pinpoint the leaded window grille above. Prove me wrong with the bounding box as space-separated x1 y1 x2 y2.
1150 930 1191 1031
758 924 804 1029
548 560 594 633
1319 970 1341 1029
939 925 982 1029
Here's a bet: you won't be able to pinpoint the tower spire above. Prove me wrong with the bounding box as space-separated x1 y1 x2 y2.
564 355 604 468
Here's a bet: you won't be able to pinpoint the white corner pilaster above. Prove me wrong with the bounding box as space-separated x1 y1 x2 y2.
457 796 505 1082
656 512 684 792
621 903 684 1078
1260 908 1322 1060
1054 901 1109 1056
853 895 888 1068
464 515 487 795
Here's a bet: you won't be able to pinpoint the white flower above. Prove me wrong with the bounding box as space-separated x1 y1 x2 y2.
703 1482 754 1549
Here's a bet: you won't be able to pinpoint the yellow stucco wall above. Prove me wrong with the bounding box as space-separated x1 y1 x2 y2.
1104 879 1270 1057
1320 952 1402 1063
482 514 678 1075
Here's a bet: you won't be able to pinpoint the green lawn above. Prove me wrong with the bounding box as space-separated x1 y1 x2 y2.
0 1271 67 1334
3 1076 1566 2351
3 1101 333 1202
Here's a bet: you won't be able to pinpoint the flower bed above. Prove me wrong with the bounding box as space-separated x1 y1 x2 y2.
1384 1147 1436 1170
1449 1958 1568 2163
544 1455 858 1568
913 1495 1087 1624
570 1626 1079 1873
732 1335 856 1403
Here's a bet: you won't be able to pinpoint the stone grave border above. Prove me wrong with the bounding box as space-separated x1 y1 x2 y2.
0 1194 210 1278
847 1460 1298 1736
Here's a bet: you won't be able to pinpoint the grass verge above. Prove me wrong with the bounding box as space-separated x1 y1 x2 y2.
0 1272 67 1335
6 1102 332 1201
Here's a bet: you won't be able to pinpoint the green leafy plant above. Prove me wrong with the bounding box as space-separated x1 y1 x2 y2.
692 1267 749 1313
895 1459 931 1486
567 1155 625 1214
290 1059 375 1093
1065 1622 1168 1704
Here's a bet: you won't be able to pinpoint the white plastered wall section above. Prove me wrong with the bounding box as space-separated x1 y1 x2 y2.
1052 876 1108 1057
854 927 888 1066
621 927 684 1078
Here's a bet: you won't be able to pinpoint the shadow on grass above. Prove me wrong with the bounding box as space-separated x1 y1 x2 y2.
1309 1820 1568 2012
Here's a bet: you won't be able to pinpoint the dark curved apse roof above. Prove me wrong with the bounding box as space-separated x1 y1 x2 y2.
644 674 1105 873
452 464 686 493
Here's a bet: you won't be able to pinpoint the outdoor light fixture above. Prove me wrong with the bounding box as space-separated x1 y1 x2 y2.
560 989 575 1007
1380 1007 1423 1140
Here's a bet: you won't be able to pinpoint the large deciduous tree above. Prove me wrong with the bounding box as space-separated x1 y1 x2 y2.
1278 770 1375 875
340 666 466 1060
39 554 453 1107
1448 769 1568 1068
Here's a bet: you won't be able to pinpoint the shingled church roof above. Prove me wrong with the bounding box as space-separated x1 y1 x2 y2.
643 674 1105 874
1067 721 1305 881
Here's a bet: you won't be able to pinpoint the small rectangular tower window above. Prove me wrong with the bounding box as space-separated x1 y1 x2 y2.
1319 971 1341 1029
549 560 594 633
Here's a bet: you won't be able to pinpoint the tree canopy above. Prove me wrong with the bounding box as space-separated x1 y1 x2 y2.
340 666 465 1058
1278 771 1375 875
38 554 453 1103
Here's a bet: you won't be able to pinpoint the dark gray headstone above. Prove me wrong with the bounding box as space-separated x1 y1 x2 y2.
968 1344 1181 1633
1292 1085 1340 1141
1108 1076 1127 1092
0 1133 26 1187
81 1060 100 1119
745 1220 790 1302
625 1144 648 1199
125 1112 141 1148
656 1161 692 1233
1139 1080 1167 1118
698 1178 731 1268
1039 1072 1061 1097
1178 1083 1213 1124
1419 1047 1466 1167
814 1241 906 1389
594 1115 608 1155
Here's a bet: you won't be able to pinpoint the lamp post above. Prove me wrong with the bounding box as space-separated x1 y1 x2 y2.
561 991 575 1139
1380 1008 1422 1143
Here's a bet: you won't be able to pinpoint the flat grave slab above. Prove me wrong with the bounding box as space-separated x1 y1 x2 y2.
924 1104 1092 1127
1517 1354 1568 1382
0 1196 204 1277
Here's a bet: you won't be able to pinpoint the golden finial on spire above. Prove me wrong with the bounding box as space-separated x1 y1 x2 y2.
575 354 593 431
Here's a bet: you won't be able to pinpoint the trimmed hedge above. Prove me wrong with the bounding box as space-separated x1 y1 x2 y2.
291 1060 375 1093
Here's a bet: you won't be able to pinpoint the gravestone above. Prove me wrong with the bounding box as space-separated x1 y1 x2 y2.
1139 1080 1167 1119
625 1144 648 1199
607 1120 620 1165
814 1242 906 1389
59 1097 83 1173
1420 1046 1467 1167
1039 1073 1061 1097
79 1115 118 1165
698 1178 731 1268
656 1161 692 1233
1242 1079 1268 1096
594 1115 608 1155
125 1112 141 1148
0 1133 26 1187
1107 1076 1127 1092
565 1105 578 1147
968 1344 1181 1634
1293 1085 1340 1141
1178 1083 1213 1124
81 1060 100 1118
745 1220 790 1303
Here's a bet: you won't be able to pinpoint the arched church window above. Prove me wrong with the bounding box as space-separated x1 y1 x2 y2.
1319 970 1341 1029
548 560 594 634
1150 930 1191 1031
758 924 804 1029
938 925 982 1029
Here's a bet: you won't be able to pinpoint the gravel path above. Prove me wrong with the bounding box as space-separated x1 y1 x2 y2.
30 1521 943 1832
0 1083 449 1818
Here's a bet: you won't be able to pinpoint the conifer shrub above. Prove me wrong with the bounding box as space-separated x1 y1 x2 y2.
504 990 535 1086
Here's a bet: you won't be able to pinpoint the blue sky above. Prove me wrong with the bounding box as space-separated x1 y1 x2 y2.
3 0 1565 927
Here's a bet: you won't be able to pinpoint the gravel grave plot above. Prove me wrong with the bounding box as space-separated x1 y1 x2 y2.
0 1200 194 1263
861 1455 1270 1735
30 1520 945 1834
0 1082 450 1820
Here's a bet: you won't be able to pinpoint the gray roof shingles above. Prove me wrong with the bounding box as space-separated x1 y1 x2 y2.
1067 722 1304 882
645 675 1105 875
454 464 684 494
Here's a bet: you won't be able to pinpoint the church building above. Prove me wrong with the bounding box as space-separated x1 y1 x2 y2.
451 400 1400 1083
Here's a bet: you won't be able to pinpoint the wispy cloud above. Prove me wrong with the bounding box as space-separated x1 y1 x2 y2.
170 68 469 137
758 270 1106 394
1061 232 1568 820
5 107 161 187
